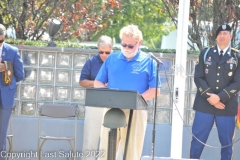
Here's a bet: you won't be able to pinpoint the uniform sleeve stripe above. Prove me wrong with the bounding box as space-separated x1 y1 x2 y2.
223 89 231 99
201 88 210 96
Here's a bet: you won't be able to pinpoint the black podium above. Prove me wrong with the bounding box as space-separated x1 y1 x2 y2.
85 88 148 160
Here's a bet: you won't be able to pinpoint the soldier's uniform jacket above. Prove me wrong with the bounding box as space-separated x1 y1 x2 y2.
193 45 240 116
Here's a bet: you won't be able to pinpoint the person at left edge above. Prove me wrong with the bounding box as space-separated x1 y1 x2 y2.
79 35 113 159
0 24 24 160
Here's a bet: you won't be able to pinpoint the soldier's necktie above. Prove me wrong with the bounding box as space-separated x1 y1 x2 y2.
220 50 223 60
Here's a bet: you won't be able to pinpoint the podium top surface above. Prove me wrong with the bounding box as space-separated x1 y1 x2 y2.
85 88 148 110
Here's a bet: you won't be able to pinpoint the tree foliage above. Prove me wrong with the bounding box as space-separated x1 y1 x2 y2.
150 0 240 50
92 0 173 49
0 0 120 41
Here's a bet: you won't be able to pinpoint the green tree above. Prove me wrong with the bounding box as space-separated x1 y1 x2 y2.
92 0 173 49
152 0 240 50
0 0 120 41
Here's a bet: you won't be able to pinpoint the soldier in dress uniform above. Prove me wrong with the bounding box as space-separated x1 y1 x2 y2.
190 24 240 160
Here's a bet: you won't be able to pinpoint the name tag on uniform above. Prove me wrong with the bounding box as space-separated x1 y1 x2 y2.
205 62 212 65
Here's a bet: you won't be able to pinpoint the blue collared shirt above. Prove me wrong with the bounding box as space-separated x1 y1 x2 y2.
96 51 161 94
80 54 103 81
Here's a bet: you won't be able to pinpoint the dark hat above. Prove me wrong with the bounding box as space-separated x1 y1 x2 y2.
215 24 231 38
0 24 6 36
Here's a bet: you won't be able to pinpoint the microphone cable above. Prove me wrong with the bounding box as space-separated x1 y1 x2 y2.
159 60 240 149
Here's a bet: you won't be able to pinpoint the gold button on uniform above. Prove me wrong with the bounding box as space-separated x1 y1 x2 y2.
218 66 220 69
217 73 220 76
217 80 219 82
216 87 219 89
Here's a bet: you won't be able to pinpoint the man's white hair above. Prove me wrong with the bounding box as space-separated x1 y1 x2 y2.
119 24 143 41
97 35 113 48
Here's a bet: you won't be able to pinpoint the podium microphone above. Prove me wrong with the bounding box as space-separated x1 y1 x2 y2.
148 52 164 65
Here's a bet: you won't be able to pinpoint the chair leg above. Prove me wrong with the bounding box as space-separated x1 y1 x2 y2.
38 139 47 160
67 140 74 160
7 136 13 160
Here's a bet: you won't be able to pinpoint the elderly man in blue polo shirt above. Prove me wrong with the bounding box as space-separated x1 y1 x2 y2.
79 35 113 160
94 24 161 160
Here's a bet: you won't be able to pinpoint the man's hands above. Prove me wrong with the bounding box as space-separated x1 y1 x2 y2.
212 102 225 109
206 93 225 109
0 58 6 72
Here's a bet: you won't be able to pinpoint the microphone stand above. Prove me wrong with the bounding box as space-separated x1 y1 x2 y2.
151 62 160 160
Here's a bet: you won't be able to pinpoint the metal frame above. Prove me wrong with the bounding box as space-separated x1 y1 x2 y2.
7 117 13 160
37 104 78 160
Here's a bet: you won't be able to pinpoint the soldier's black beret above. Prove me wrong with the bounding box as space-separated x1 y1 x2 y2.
216 24 231 38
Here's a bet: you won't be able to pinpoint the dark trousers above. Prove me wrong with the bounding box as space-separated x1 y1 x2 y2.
190 111 235 160
0 104 12 160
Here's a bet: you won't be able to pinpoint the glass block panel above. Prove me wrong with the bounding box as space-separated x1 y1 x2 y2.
22 51 38 66
21 102 36 116
15 84 20 99
156 108 171 124
185 76 189 90
55 87 70 101
40 52 55 67
147 106 154 123
157 92 171 108
38 86 53 101
147 99 154 107
184 109 195 126
184 93 188 109
56 70 71 84
22 52 32 66
23 68 37 83
72 88 85 102
74 54 89 68
12 101 19 116
190 59 198 75
160 75 172 90
186 59 191 74
160 59 172 73
190 76 197 91
72 104 85 118
21 85 36 100
189 93 196 109
57 53 72 68
39 69 54 84
73 70 81 85
79 105 85 119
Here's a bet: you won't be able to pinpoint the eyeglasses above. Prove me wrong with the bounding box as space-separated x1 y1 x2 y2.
99 51 111 55
121 42 138 49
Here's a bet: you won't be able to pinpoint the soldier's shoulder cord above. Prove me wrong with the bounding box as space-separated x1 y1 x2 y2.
203 47 211 63
232 48 240 67
231 48 240 54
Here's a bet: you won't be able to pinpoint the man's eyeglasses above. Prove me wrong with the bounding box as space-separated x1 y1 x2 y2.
121 42 138 49
99 51 111 55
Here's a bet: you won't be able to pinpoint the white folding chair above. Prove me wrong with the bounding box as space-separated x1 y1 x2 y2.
7 116 13 160
37 104 78 160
